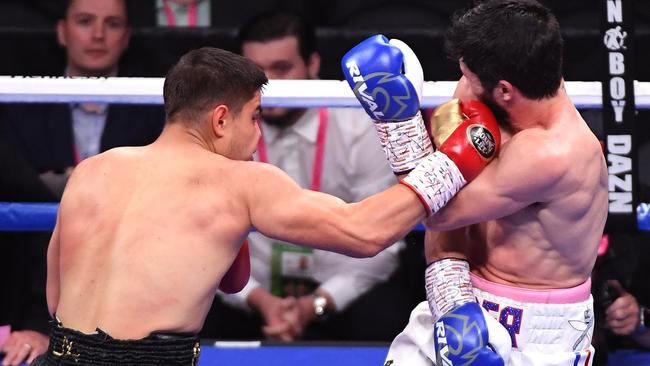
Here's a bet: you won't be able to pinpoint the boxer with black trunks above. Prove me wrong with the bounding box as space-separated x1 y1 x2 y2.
343 1 608 365
33 46 499 365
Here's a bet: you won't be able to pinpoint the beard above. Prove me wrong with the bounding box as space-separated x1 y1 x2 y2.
478 91 514 132
262 107 305 129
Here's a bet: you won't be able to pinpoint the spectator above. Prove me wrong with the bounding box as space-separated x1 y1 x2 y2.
592 232 650 366
581 107 650 365
154 0 213 27
124 0 216 28
2 0 164 199
200 11 412 342
0 120 54 366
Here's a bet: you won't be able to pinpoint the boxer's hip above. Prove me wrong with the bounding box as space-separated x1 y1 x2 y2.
34 319 201 365
386 277 595 366
471 273 594 354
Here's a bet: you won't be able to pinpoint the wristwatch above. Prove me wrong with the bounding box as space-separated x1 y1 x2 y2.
632 305 648 337
641 306 649 328
312 295 328 318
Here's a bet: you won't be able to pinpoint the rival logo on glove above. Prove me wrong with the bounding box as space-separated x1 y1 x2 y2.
435 321 453 366
434 311 496 366
345 60 385 120
468 125 497 160
345 61 414 121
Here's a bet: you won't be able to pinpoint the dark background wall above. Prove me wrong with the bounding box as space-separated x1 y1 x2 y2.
0 0 648 204
1 0 650 81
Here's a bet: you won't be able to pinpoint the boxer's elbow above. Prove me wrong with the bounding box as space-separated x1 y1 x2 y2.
358 239 384 258
343 215 401 257
348 240 383 258
329 221 379 257
348 228 393 258
332 204 397 257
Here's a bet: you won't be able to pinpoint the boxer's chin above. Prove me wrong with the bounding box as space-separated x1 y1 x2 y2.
478 92 513 131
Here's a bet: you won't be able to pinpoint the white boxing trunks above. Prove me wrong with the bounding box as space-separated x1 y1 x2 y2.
384 274 594 366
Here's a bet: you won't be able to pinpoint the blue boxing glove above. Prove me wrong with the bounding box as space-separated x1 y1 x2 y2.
434 302 512 366
342 35 432 174
342 34 421 121
426 259 511 366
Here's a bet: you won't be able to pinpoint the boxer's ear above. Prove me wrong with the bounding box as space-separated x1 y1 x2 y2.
307 52 321 79
493 80 515 103
210 105 229 137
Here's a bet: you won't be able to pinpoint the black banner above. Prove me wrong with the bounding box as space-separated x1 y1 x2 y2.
601 0 639 232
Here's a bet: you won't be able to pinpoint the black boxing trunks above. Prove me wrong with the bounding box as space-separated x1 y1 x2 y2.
31 320 200 365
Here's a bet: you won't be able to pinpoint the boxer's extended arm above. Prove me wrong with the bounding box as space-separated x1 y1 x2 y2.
46 213 61 317
425 129 568 231
243 162 424 258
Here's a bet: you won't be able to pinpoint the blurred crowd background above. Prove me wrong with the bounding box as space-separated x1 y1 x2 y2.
1 1 650 365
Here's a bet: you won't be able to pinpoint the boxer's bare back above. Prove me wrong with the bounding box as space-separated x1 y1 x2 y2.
47 92 424 340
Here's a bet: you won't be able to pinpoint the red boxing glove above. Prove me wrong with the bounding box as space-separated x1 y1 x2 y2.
431 99 500 182
219 240 250 294
401 99 500 215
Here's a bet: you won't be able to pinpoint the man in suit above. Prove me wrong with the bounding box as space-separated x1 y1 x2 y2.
0 3 162 363
2 0 164 199
0 120 55 366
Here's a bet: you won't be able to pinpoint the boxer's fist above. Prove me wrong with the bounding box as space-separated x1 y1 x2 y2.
342 34 422 121
342 35 432 174
430 99 500 182
434 302 512 366
401 100 499 214
219 240 250 294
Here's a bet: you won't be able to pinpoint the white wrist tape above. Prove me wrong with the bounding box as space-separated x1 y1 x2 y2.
401 151 467 215
425 258 474 319
373 111 433 174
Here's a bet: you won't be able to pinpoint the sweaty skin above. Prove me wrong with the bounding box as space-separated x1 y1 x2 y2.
425 76 608 289
46 92 425 339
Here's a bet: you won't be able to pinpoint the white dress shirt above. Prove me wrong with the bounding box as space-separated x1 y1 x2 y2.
155 0 211 27
70 103 108 161
221 107 406 311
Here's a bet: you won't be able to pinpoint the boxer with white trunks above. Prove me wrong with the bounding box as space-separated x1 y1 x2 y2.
343 1 608 365
386 265 595 366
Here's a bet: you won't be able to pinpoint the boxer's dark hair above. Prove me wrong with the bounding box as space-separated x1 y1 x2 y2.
238 11 316 62
445 0 563 100
163 47 268 124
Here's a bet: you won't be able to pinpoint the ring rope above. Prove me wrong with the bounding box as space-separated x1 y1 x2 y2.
0 202 648 232
1 77 650 108
1 76 648 232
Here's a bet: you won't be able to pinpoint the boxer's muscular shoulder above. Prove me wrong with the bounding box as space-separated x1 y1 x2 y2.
504 127 571 164
236 160 301 195
238 160 287 180
499 128 571 195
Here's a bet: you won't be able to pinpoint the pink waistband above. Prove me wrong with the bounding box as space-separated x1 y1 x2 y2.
470 273 591 304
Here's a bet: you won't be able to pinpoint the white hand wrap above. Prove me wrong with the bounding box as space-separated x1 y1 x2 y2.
401 151 467 215
425 258 474 319
373 111 433 174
